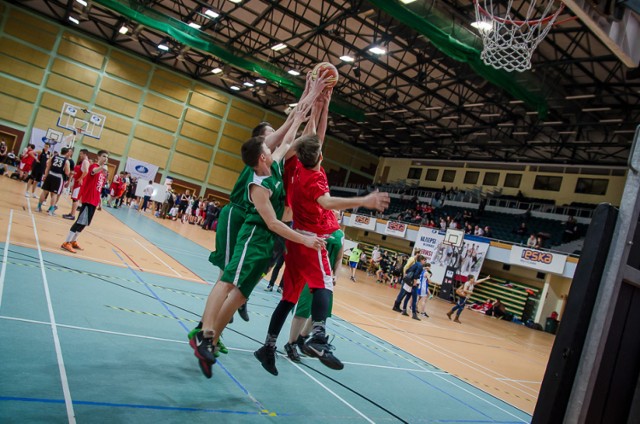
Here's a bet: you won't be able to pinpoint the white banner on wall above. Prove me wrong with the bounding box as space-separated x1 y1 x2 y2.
510 246 567 274
349 214 377 231
415 227 490 285
384 221 407 237
125 157 159 182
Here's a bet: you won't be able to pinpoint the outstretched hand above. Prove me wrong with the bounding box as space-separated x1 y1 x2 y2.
363 191 391 212
303 235 326 251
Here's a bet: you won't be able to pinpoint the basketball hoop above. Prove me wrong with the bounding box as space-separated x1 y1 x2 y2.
473 0 565 72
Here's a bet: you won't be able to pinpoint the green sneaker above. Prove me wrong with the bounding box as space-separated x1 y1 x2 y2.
187 326 199 341
217 339 229 355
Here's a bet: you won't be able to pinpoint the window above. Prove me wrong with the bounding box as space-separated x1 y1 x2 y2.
407 167 422 180
425 169 439 181
575 178 608 195
534 175 562 191
442 169 456 182
464 171 479 184
483 172 500 186
504 173 522 188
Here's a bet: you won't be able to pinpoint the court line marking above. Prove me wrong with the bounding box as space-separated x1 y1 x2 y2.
334 293 540 398
334 299 532 421
31 214 76 424
287 360 376 423
496 378 542 384
7 241 206 284
0 209 13 311
0 315 449 377
133 238 182 278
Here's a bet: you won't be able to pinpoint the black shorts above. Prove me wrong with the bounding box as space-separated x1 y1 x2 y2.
71 203 97 232
28 168 45 182
41 173 64 194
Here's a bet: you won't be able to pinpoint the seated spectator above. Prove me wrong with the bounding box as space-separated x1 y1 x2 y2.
526 233 537 247
464 223 473 235
483 226 493 238
514 221 528 236
535 236 544 249
486 299 511 321
474 225 484 236
562 215 579 243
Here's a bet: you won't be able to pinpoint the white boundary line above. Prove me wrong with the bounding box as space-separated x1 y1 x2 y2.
287 360 376 423
31 215 76 423
0 209 14 310
133 238 183 278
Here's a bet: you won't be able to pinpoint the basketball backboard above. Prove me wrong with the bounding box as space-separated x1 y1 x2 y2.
563 0 639 68
444 228 465 248
45 128 63 144
57 102 106 139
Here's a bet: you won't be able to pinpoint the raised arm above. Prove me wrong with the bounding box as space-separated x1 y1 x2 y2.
274 103 311 162
250 184 325 251
316 190 390 212
316 88 332 144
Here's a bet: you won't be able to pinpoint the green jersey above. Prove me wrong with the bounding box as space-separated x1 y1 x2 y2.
348 247 362 263
229 166 254 210
244 160 285 226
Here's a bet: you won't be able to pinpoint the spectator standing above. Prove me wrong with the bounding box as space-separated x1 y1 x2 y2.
446 275 491 324
141 181 154 212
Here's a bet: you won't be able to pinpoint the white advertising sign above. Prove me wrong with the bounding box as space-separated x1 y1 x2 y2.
510 246 567 274
349 214 377 231
384 221 407 237
125 157 159 182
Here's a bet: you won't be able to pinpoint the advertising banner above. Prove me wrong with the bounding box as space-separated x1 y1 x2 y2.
384 220 407 237
510 246 567 274
415 227 490 284
125 157 159 182
349 214 377 231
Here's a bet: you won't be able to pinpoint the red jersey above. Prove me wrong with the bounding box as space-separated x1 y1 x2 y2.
20 148 35 166
73 163 84 187
79 163 107 206
285 156 340 235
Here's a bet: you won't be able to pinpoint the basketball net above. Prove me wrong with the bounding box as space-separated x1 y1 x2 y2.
474 0 565 72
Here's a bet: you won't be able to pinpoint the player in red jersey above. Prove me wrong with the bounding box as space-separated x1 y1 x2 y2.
18 144 37 181
61 150 109 253
254 91 390 375
63 149 90 220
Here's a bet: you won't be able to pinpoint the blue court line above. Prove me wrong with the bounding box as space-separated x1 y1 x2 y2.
0 396 291 416
110 248 272 415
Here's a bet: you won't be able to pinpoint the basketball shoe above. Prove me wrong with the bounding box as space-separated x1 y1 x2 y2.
254 345 278 376
302 333 344 370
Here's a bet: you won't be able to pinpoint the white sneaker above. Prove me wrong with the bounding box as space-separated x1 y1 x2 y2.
32 193 38 198
24 192 29 197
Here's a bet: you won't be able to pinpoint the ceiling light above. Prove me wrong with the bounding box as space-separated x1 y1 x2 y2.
424 125 439 129
396 127 407 130
509 100 525 104
480 113 500 117
211 67 223 74
230 85 240 91
118 25 128 34
526 111 538 115
340 55 355 62
512 131 528 135
288 69 300 76
76 0 88 6
68 16 80 25
229 0 242 3
582 107 611 112
390 109 408 113
335 122 348 126
431 150 439 154
400 0 417 3
243 82 254 87
544 121 563 125
471 21 493 32
459 124 473 128
204 9 219 18
454 140 467 144
472 132 487 136
463 103 484 108
158 44 170 51
600 118 622 123
271 43 287 51
406 118 425 122
288 103 298 107
558 131 576 135
565 94 596 100
188 22 201 29
255 78 267 84
369 46 386 55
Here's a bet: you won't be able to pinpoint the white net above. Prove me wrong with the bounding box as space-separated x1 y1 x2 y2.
474 0 564 72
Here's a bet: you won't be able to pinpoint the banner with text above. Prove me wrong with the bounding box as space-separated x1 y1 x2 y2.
349 214 377 231
125 157 159 182
415 227 490 285
384 221 407 237
510 246 567 274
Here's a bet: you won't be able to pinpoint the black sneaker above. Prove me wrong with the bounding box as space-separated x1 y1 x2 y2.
197 357 213 378
302 334 344 370
254 345 278 376
264 286 273 292
392 305 402 312
238 304 250 322
295 334 308 356
284 342 301 362
189 331 217 363
401 310 409 316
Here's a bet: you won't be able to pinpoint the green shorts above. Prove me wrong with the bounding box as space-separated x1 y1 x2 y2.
294 229 344 318
220 223 275 299
209 204 246 270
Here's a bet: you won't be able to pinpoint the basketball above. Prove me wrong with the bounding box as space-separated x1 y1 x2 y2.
311 62 339 87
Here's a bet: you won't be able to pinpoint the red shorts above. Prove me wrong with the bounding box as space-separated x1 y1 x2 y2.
281 238 333 304
19 162 32 173
71 184 83 202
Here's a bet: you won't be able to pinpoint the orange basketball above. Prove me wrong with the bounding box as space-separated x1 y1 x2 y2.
311 62 339 87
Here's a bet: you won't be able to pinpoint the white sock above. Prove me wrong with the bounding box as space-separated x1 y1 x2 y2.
71 232 79 242
65 231 75 243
